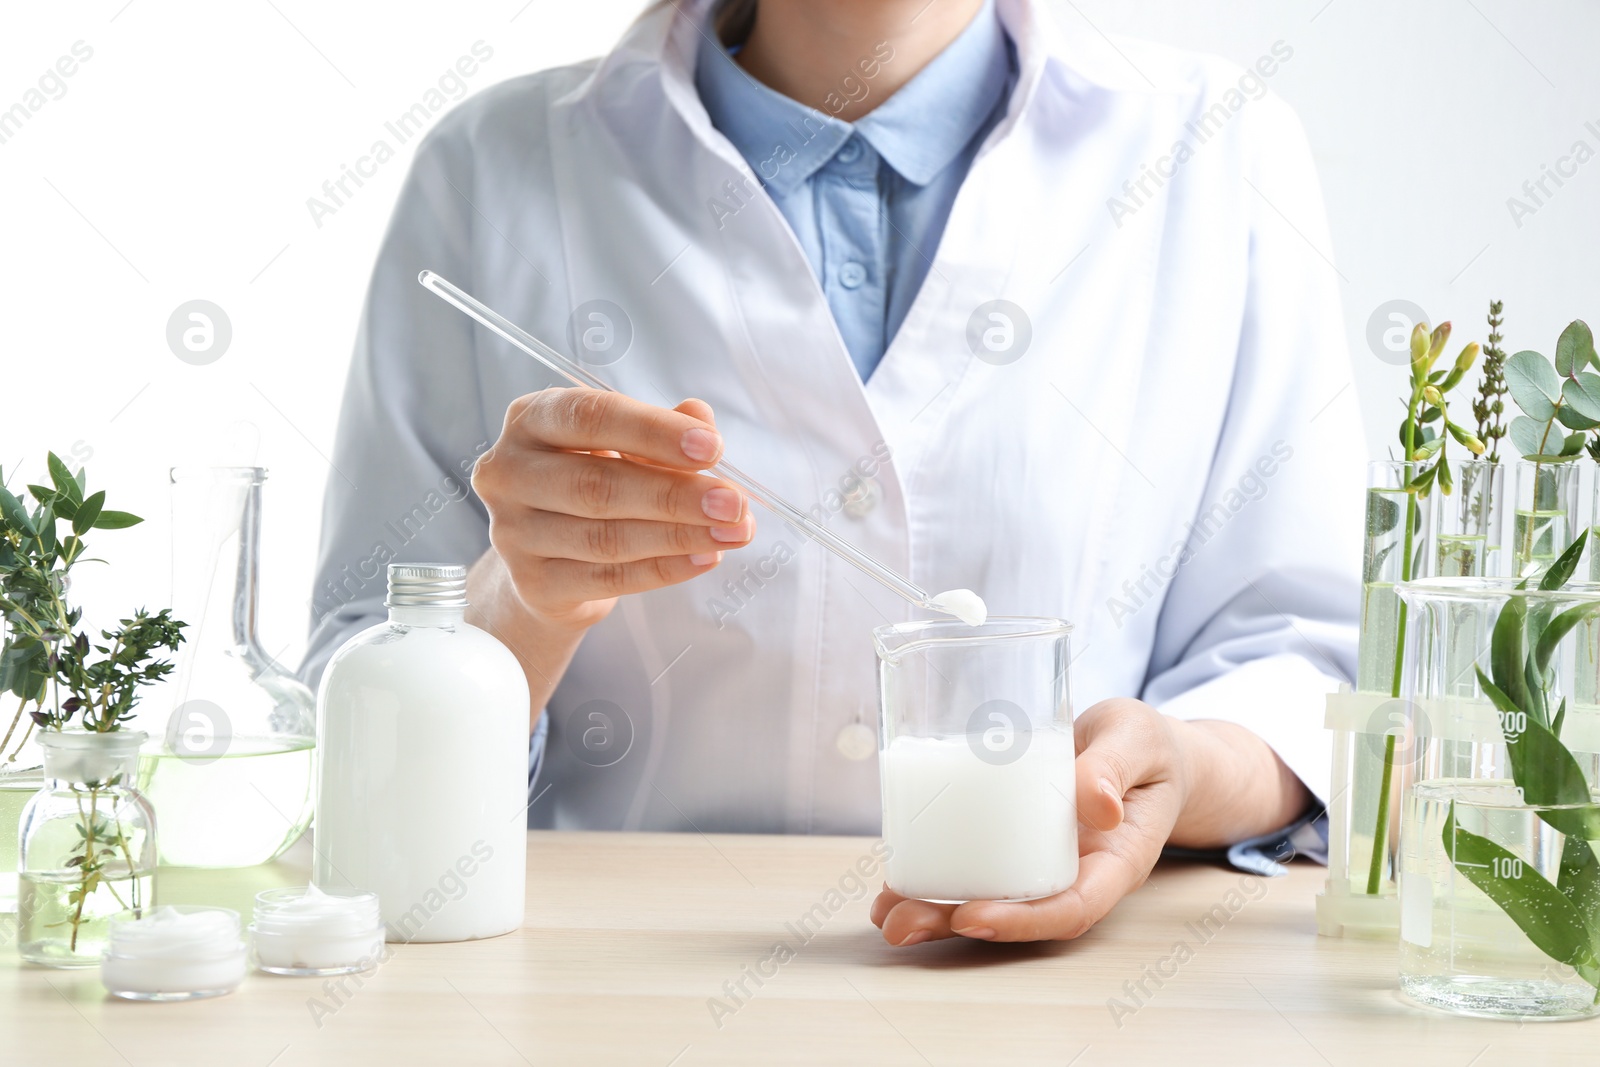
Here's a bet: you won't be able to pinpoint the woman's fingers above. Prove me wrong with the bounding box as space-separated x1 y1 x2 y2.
871 890 960 947
1072 699 1181 833
486 449 746 525
525 554 725 608
505 511 755 564
502 389 724 470
947 841 1162 942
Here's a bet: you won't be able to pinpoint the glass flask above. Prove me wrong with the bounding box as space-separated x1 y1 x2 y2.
873 616 1076 904
136 467 315 868
18 730 156 966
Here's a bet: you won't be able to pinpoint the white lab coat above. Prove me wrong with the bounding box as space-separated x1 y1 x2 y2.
307 0 1363 834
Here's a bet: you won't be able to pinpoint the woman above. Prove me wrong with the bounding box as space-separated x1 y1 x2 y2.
306 0 1361 947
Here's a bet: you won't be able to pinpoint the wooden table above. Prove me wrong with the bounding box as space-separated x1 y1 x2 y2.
1 831 1594 1066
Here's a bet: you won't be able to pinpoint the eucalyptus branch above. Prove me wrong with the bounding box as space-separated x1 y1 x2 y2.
1500 320 1599 575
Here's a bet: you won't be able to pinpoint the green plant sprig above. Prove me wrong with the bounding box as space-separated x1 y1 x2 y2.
1503 321 1600 462
0 453 177 951
0 453 182 742
1451 531 1600 996
1398 321 1486 498
1474 300 1509 464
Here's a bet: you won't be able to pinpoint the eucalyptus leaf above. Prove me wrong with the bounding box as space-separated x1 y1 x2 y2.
1509 415 1545 460
1558 403 1600 432
1524 453 1583 464
1564 431 1589 456
1564 372 1600 422
1506 350 1561 422
1556 320 1598 378
1444 802 1600 978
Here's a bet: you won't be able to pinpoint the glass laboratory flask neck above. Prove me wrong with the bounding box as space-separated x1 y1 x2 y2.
170 467 268 662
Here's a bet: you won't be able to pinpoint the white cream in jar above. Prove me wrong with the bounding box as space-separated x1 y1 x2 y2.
100 906 247 1001
250 885 386 975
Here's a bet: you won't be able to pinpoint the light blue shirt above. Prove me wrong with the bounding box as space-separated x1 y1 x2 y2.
695 1 1016 380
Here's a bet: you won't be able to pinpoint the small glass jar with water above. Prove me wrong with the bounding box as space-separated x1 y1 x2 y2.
18 730 157 966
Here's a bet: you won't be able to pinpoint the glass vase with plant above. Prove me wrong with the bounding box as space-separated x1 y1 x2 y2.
1361 324 1485 885
1323 320 1487 938
0 453 185 965
1501 319 1597 579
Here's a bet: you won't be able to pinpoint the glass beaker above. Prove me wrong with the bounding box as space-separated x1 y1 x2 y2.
1399 780 1600 1020
136 468 316 868
1396 576 1600 1017
873 617 1076 904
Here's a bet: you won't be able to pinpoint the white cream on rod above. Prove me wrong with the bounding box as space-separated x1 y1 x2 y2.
881 727 1077 903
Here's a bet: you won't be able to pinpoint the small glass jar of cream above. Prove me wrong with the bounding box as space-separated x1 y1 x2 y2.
250 885 385 976
101 906 247 1002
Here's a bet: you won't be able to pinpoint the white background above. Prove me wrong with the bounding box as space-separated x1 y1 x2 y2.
1 0 1597 678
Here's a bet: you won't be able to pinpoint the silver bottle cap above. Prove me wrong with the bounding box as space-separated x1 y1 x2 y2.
386 563 468 608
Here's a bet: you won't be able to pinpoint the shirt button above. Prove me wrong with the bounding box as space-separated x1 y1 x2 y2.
841 477 880 518
835 722 876 761
838 261 867 290
836 139 863 164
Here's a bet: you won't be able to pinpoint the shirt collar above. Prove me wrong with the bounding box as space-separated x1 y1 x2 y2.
693 0 1013 195
857 0 1012 186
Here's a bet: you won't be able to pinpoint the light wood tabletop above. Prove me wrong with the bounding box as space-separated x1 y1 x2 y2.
1 830 1594 1066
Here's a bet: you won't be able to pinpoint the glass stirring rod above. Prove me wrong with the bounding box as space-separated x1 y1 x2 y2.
416 270 986 625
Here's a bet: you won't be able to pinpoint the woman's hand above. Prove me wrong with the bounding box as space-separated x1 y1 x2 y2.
471 389 754 633
465 389 754 727
870 699 1309 945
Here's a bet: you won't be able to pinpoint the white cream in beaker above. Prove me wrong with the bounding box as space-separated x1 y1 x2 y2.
881 727 1077 903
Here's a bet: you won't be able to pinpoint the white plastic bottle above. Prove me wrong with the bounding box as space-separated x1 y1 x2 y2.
314 564 529 942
